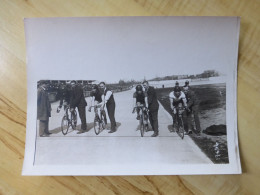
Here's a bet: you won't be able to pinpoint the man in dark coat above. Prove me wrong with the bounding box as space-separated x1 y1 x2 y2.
70 80 87 132
142 81 159 137
37 80 52 136
183 86 201 134
99 82 117 133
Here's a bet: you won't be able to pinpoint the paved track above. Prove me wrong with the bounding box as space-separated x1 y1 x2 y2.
35 90 212 165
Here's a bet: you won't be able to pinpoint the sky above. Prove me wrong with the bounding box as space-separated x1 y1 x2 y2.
26 16 239 83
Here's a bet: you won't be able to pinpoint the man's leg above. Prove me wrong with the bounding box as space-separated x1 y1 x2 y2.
182 110 188 132
78 106 87 131
193 105 201 133
107 103 116 132
152 110 159 134
40 119 51 135
149 110 159 137
39 120 45 136
183 110 192 134
148 111 154 131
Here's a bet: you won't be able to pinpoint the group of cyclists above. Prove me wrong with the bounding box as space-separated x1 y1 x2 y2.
132 80 201 135
56 79 200 136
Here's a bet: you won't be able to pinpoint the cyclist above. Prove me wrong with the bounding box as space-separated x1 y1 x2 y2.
169 86 189 133
57 81 72 113
132 84 149 128
88 84 107 124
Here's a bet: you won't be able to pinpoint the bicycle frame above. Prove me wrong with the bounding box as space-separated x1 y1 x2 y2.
134 105 148 137
61 105 77 135
174 103 185 139
91 105 106 135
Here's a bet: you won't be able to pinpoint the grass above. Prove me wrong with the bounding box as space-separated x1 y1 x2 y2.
156 83 229 164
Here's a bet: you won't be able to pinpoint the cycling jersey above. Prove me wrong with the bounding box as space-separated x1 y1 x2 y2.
133 91 147 104
90 90 102 103
169 91 186 106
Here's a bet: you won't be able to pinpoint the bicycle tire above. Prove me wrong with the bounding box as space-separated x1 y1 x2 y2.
71 110 77 130
140 112 144 137
178 116 185 139
100 112 106 130
94 117 100 135
61 116 69 135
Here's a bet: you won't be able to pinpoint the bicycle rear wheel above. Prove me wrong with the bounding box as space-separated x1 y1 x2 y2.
94 117 100 135
61 116 69 135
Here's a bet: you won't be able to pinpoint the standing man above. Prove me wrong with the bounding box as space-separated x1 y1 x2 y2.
70 80 87 133
182 80 191 90
142 81 159 137
99 82 117 133
183 86 201 134
37 80 52 136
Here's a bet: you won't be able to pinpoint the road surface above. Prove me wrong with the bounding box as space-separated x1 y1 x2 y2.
35 89 212 165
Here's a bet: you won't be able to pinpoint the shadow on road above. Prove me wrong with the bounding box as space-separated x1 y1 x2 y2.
49 122 123 135
105 122 122 131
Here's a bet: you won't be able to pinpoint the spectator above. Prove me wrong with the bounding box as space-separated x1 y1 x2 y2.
142 81 159 137
99 82 117 133
183 86 201 134
182 80 191 91
70 80 87 133
37 80 52 136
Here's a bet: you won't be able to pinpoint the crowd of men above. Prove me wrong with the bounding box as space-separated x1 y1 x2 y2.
37 79 201 137
37 80 117 136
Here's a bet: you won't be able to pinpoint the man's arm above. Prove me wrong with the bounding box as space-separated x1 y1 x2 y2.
88 96 94 111
144 92 148 108
104 91 112 104
169 93 174 110
187 92 194 108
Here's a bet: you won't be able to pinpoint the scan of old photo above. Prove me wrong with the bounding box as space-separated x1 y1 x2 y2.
23 16 241 175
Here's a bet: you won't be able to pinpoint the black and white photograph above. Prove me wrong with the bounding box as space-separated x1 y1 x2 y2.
23 16 241 175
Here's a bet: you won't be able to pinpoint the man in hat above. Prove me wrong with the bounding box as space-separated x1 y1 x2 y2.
142 80 159 137
37 80 52 136
99 82 117 133
70 80 87 133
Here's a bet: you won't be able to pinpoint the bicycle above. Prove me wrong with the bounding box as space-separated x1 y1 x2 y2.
60 105 77 135
172 103 185 139
90 105 107 135
133 105 149 137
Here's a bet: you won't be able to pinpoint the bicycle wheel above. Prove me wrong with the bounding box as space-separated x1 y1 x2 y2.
100 113 106 130
61 115 69 135
94 116 100 135
71 110 77 130
140 112 145 137
178 116 185 139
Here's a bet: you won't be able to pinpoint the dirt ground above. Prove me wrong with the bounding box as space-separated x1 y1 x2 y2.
156 83 229 164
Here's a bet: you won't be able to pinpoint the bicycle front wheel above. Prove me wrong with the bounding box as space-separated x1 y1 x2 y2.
140 113 145 137
61 116 69 135
178 116 185 139
94 117 100 135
